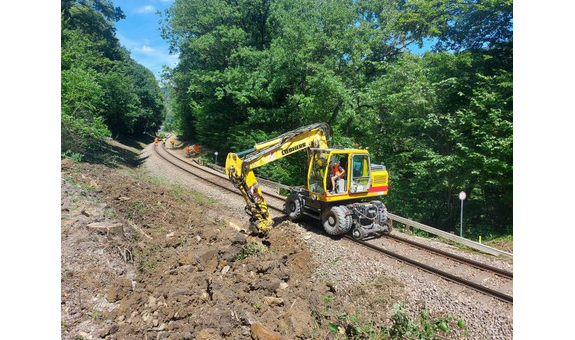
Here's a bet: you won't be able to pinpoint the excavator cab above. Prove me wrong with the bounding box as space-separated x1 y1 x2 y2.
306 149 378 199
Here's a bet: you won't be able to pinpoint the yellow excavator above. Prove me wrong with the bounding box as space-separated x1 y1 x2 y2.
225 123 391 240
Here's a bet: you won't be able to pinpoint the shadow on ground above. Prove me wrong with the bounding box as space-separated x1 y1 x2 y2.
116 135 154 150
82 134 154 168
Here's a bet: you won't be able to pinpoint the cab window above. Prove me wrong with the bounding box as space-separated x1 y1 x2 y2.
350 154 370 193
308 151 329 194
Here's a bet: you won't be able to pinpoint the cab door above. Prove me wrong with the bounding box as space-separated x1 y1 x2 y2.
307 150 329 195
350 153 371 193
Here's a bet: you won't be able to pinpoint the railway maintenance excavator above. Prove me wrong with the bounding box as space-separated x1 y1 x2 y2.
225 123 391 240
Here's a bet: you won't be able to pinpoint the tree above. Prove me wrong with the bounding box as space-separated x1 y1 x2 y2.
61 0 166 157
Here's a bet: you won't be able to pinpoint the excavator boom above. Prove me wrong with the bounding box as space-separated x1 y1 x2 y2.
225 123 331 233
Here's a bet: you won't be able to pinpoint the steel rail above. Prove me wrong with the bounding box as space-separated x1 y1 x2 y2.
153 145 287 217
345 236 513 304
385 234 513 279
159 145 289 202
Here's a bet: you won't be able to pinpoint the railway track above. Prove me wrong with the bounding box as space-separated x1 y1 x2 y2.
153 146 285 214
152 143 513 304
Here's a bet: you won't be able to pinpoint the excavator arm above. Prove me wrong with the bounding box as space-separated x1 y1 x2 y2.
225 123 331 233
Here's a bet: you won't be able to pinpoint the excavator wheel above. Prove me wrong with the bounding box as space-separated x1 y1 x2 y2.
285 194 303 221
352 227 366 240
381 222 393 235
322 206 352 235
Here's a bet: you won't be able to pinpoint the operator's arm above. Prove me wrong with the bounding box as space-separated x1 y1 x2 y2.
339 165 345 177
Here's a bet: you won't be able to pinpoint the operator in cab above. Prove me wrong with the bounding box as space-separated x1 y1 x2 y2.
329 156 345 195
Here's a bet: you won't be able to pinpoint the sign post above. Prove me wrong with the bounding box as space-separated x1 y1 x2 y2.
214 151 219 164
459 191 466 237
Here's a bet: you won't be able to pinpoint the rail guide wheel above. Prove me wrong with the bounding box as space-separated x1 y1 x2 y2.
352 227 366 240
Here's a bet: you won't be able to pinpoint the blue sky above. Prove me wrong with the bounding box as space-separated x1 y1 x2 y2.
114 0 176 81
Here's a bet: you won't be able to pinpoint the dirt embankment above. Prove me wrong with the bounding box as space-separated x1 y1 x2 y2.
61 159 336 340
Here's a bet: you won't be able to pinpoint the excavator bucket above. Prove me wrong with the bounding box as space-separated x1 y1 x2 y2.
225 153 273 234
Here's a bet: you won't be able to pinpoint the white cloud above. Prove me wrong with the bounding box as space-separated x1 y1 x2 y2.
116 33 139 50
135 5 155 14
141 45 156 53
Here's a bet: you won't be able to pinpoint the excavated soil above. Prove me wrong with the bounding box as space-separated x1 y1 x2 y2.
61 157 418 340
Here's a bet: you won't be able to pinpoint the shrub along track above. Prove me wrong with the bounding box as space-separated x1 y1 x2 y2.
155 144 513 304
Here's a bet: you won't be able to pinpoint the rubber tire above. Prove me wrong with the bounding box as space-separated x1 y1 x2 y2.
285 194 303 221
322 206 352 235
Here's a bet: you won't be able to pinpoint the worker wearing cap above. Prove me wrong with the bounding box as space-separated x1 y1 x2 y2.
162 137 166 145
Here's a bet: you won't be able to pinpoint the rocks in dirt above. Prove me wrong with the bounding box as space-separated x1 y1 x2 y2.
220 245 242 262
148 295 157 308
196 249 218 271
197 328 219 339
164 235 182 248
221 265 230 274
116 196 131 201
98 324 118 338
252 277 282 294
232 234 248 246
61 158 74 170
250 323 283 340
227 219 248 233
89 179 100 191
177 253 196 266
282 299 314 338
263 296 284 307
86 221 124 235
107 278 132 303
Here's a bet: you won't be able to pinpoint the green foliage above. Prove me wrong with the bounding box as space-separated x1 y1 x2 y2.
394 0 512 52
162 0 512 237
61 150 84 162
61 0 165 158
313 301 469 339
232 241 268 261
89 309 104 321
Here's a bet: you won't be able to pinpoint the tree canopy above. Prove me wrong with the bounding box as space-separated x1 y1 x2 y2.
161 0 513 236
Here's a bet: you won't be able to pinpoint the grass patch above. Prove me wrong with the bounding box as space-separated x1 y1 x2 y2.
484 234 513 252
171 183 216 204
124 168 216 205
127 200 147 218
132 244 162 272
63 176 97 192
232 241 268 261
89 309 104 321
312 302 469 339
